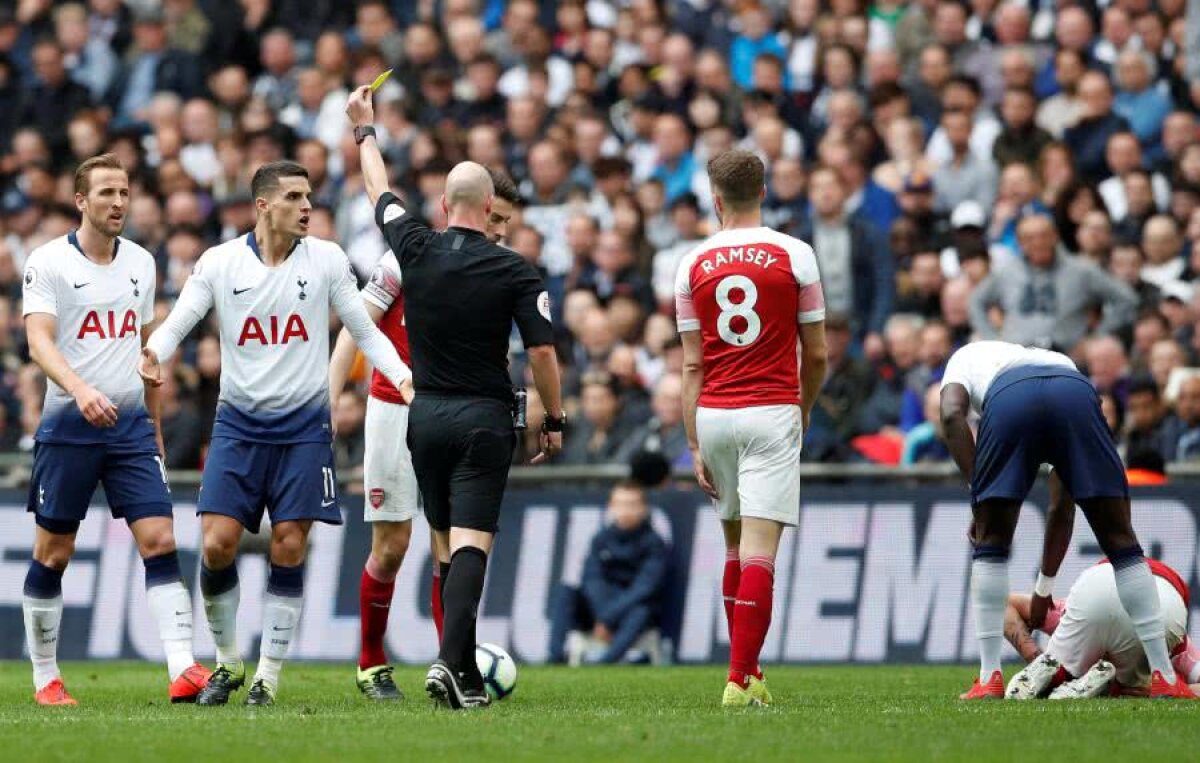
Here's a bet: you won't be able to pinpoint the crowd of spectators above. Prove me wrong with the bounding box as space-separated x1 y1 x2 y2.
0 0 1199 479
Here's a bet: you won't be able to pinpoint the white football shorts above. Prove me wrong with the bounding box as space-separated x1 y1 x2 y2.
695 404 802 526
1046 563 1188 688
363 396 420 523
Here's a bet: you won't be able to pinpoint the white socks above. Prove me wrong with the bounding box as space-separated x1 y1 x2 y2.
202 560 305 690
255 592 303 690
971 557 1009 681
204 583 242 667
22 594 63 691
1113 558 1176 682
146 581 196 680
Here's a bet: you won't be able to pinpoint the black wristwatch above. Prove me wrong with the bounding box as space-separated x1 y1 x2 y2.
353 125 377 145
542 413 567 433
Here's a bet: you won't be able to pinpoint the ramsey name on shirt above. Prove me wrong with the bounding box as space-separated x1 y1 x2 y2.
675 227 825 409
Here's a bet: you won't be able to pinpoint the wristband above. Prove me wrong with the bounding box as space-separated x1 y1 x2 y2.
353 125 377 145
1034 572 1055 598
542 413 566 433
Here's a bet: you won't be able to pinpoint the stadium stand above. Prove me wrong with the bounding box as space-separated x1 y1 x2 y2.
0 0 1198 476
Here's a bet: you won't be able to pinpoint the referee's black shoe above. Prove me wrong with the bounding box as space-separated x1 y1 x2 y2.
425 660 490 710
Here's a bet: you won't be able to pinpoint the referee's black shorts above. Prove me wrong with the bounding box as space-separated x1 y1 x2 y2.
407 394 516 533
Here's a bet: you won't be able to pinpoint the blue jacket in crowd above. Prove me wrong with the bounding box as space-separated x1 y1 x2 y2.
581 521 669 627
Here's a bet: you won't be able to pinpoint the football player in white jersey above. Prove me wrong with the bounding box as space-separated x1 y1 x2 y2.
141 161 412 706
941 340 1194 699
327 167 518 701
21 154 210 706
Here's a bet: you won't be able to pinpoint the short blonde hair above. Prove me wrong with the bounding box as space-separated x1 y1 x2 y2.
74 153 126 195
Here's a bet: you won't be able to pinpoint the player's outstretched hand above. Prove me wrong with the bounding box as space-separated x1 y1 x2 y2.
399 378 414 405
531 430 562 465
692 452 718 499
1029 592 1053 630
74 383 118 428
346 85 375 127
138 347 163 387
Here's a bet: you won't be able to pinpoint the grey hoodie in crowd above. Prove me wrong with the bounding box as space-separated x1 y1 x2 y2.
968 251 1138 350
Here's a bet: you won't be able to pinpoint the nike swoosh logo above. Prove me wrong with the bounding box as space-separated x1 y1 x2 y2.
369 602 391 609
74 282 90 289
234 287 253 295
272 626 292 632
175 611 189 616
322 499 336 507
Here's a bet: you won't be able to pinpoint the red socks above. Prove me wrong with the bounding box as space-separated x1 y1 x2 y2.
358 558 395 670
722 549 740 642
728 556 774 687
432 563 444 644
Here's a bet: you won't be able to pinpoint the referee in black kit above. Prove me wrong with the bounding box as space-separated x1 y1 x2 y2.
347 87 564 708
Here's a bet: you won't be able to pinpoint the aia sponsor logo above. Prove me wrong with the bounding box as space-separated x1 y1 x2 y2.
77 310 138 339
237 314 310 345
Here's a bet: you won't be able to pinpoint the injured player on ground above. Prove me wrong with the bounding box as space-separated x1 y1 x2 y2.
1004 559 1200 699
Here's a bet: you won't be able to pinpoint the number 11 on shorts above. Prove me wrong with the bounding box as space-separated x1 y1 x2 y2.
322 466 336 503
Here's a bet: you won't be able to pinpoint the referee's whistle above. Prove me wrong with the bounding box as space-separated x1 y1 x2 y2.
513 388 528 431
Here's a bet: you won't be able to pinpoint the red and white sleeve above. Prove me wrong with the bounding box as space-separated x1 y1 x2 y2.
674 253 699 333
790 241 825 324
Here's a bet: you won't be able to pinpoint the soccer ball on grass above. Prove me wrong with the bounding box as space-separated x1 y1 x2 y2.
475 643 517 700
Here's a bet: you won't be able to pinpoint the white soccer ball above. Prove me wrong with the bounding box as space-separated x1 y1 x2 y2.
475 643 517 700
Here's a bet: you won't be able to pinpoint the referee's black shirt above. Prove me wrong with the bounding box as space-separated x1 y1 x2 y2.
375 192 554 402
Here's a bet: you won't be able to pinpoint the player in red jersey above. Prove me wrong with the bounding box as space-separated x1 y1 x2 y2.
1004 558 1199 698
993 478 1195 699
676 149 827 707
328 168 519 701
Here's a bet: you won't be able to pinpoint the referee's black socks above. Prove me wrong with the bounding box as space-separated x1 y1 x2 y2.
439 545 488 683
438 560 451 613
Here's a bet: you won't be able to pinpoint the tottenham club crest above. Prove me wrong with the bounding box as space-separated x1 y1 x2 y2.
131 278 140 297
297 277 308 300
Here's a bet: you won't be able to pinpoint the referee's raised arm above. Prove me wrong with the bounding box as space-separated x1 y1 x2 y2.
346 86 436 261
346 85 564 708
346 86 393 208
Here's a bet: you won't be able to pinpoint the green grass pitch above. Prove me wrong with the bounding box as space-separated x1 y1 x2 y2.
2 662 1198 762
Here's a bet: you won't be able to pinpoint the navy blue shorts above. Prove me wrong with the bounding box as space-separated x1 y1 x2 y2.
198 438 342 533
973 365 1128 505
27 443 172 532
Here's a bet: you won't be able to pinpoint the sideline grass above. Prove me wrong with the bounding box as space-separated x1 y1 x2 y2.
1 662 1197 762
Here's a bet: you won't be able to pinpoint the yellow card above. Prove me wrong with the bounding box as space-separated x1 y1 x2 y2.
369 69 393 92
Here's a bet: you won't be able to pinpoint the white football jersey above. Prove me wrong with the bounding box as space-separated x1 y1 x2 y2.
941 340 1077 414
146 233 409 443
22 232 157 446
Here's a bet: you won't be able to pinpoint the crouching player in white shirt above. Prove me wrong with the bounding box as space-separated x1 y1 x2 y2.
140 161 411 706
941 340 1195 699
